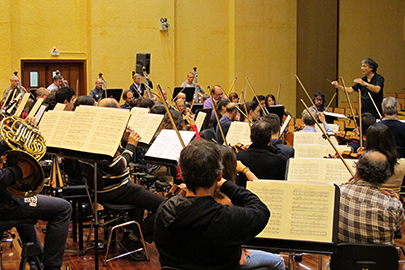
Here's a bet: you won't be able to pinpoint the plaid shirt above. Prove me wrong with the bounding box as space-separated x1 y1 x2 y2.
339 180 404 245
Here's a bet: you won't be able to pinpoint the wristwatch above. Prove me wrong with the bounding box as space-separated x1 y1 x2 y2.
365 83 369 87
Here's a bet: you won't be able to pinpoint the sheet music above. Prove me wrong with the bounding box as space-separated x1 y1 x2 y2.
286 158 355 184
323 111 347 119
54 103 66 111
145 129 196 162
293 132 337 148
34 105 47 123
62 106 130 156
39 111 75 148
28 98 44 118
295 144 351 158
315 123 339 133
14 93 30 116
225 121 251 146
127 113 164 144
130 106 150 116
279 115 291 136
247 180 335 243
195 111 207 132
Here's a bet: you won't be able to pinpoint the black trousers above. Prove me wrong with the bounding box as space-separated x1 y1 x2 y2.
0 194 72 270
98 181 165 242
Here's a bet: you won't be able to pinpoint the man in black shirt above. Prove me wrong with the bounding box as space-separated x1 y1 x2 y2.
331 58 384 119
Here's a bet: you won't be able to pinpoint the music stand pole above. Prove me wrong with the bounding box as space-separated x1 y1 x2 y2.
94 162 99 269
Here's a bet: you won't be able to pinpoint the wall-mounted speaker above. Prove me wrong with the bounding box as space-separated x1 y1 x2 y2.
136 53 151 74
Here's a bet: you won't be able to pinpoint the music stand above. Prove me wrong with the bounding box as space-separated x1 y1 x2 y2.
106 89 123 103
173 87 194 102
191 103 203 114
266 105 285 123
30 89 37 98
195 108 212 131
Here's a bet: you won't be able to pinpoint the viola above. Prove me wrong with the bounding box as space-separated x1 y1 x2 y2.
326 132 360 145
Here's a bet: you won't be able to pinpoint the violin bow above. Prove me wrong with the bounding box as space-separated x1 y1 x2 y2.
300 99 354 178
367 91 383 119
277 83 281 104
157 84 185 148
340 77 359 130
359 90 363 150
245 77 268 115
295 74 317 109
210 93 227 145
227 77 237 97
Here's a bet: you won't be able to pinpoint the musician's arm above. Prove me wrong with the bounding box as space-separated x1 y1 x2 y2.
219 180 270 243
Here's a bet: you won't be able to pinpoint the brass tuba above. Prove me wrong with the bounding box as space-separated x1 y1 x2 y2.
0 98 46 197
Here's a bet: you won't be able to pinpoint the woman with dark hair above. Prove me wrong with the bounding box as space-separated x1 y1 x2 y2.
245 100 260 123
365 124 405 193
229 92 239 103
73 95 96 110
265 94 276 107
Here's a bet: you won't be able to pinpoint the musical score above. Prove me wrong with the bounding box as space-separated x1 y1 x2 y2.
247 180 336 243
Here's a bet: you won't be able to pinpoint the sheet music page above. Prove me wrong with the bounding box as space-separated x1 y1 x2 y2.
29 98 44 119
279 115 291 136
247 180 335 243
293 132 328 147
14 93 30 116
295 145 352 158
53 103 66 111
38 111 74 148
226 121 251 146
62 106 130 156
34 105 47 123
127 113 164 144
195 111 207 132
287 158 355 185
130 106 150 117
315 123 340 133
145 129 196 162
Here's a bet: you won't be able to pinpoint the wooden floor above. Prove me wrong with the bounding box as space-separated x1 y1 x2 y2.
2 221 405 270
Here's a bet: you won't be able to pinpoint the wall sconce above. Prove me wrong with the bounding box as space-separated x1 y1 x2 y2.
160 18 170 31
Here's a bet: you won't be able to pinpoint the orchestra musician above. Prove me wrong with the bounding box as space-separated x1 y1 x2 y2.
263 113 294 158
129 73 153 99
229 92 239 103
47 74 65 92
203 85 224 128
378 97 405 158
265 94 276 106
364 124 405 194
244 100 261 123
35 87 50 100
55 87 76 111
0 140 72 270
309 92 329 112
338 150 404 245
120 90 134 109
255 95 266 109
215 102 238 145
180 72 205 97
331 58 384 119
2 75 27 103
154 140 270 270
140 98 155 111
89 78 105 102
300 107 333 133
81 98 165 260
236 121 288 187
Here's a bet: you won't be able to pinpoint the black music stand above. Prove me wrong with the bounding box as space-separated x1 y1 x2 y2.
47 147 115 270
195 109 212 131
173 87 194 102
191 103 203 114
244 184 340 270
266 105 285 123
106 89 123 103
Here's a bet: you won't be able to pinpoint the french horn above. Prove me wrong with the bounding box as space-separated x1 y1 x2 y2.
0 99 46 197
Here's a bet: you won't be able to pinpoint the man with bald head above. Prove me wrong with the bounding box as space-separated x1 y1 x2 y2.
2 75 27 103
339 151 404 245
98 97 119 108
89 78 105 102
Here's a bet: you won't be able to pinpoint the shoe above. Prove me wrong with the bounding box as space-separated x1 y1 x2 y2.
119 234 148 261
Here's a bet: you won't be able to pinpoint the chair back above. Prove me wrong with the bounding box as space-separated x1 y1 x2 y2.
330 243 399 270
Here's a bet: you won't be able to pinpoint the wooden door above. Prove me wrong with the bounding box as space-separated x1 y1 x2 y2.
20 60 87 97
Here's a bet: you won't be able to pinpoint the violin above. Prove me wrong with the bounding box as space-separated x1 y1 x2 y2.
230 143 249 153
326 132 360 145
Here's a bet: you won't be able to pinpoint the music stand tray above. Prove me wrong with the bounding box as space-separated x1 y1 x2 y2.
106 89 123 103
191 103 203 114
173 87 194 102
266 105 285 123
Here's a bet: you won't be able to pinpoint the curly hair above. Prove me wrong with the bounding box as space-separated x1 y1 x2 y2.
356 151 391 185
